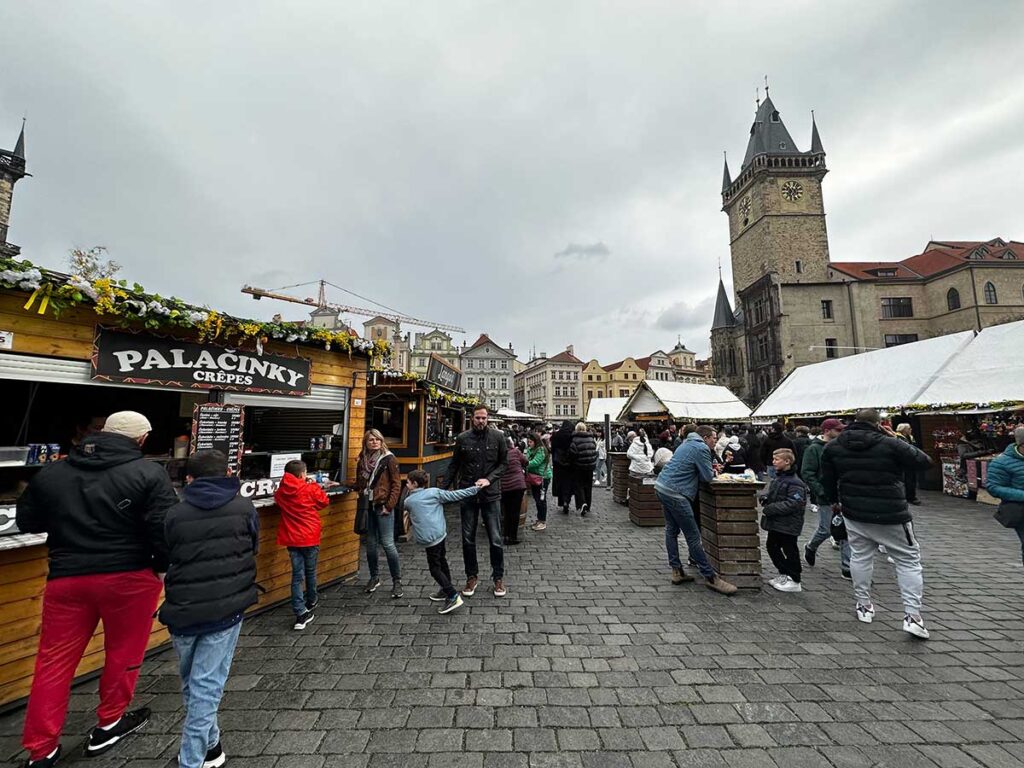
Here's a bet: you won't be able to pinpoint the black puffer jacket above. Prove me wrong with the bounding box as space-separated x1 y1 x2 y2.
822 422 932 525
16 432 179 579
441 427 508 502
160 477 259 633
550 422 575 468
569 433 598 470
760 468 807 536
760 431 796 469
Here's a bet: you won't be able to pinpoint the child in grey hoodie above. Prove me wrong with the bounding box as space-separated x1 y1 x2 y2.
403 470 489 614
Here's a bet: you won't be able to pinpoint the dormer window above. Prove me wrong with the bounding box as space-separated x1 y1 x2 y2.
779 142 787 149
970 246 989 259
770 111 780 123
1002 250 1017 260
990 238 1006 246
875 269 897 278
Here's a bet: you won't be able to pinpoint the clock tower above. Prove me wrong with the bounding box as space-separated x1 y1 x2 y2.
721 94 829 296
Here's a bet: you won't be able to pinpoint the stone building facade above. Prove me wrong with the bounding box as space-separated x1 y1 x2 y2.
515 347 584 420
410 329 458 377
711 91 1024 404
460 334 516 412
0 121 27 259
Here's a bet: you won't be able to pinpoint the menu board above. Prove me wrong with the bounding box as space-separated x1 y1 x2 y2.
191 403 245 473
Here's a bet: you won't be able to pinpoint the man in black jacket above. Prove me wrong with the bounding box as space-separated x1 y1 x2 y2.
16 411 178 768
441 405 508 598
760 422 795 478
161 450 258 768
822 408 933 639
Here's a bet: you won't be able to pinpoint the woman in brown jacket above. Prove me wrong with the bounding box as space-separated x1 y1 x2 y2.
354 429 403 597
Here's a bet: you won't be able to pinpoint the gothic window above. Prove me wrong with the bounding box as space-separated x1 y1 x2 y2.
984 282 998 304
946 288 961 311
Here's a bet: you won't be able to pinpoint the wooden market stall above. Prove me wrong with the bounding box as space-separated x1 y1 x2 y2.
0 270 376 709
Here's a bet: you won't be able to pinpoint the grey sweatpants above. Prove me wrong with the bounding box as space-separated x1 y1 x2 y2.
845 518 924 616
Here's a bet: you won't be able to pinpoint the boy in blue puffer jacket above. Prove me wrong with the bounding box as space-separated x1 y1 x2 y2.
761 449 808 594
403 470 489 614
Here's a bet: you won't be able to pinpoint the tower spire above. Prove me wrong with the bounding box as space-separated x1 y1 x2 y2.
721 151 732 194
810 110 824 155
13 118 25 160
764 74 769 97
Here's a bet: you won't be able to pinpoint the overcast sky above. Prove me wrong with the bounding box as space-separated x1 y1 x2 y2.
2 1 1022 362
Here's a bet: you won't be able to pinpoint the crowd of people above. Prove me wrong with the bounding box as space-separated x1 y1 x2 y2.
12 402 1024 768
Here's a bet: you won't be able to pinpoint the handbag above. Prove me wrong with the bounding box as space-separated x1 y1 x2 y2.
994 500 1024 528
354 495 368 535
525 472 543 487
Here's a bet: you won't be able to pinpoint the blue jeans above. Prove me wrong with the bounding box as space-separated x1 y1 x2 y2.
288 546 319 616
172 622 242 768
461 497 504 581
806 504 851 570
365 510 401 581
656 490 715 580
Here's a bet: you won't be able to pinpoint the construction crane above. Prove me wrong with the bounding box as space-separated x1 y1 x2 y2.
241 280 465 333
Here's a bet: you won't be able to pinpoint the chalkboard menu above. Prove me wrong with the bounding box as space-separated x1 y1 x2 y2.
191 403 245 473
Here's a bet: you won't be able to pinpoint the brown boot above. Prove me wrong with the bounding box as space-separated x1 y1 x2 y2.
493 579 507 597
462 576 479 597
671 568 694 585
705 575 737 595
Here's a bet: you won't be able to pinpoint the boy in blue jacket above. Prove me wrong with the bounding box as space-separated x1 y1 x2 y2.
404 470 488 614
761 449 808 594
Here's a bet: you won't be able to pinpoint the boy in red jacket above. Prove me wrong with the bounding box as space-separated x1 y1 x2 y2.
274 460 329 630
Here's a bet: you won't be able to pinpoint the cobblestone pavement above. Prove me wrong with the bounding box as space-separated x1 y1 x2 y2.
3 488 1023 768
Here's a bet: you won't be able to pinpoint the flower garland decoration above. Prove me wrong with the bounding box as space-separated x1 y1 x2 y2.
0 255 386 359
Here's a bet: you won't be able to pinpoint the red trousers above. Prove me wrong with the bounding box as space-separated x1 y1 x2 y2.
22 569 162 760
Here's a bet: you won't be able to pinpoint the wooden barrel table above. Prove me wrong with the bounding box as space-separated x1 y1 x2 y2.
628 475 663 526
698 479 764 590
610 452 630 505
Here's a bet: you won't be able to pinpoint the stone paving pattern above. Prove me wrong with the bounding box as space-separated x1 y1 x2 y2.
2 489 1023 767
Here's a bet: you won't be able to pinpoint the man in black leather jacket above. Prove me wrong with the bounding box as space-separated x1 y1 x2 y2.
441 405 508 598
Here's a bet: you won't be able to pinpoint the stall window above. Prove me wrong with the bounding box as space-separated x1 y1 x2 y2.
369 400 406 445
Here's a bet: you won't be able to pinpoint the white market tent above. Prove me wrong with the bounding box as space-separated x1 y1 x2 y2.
913 319 1024 410
620 380 751 422
752 330 976 419
585 397 629 423
494 407 543 422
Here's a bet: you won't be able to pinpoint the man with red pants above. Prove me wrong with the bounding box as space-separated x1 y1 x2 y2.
16 411 179 767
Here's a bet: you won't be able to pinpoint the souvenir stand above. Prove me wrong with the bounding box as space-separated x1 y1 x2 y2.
618 381 752 527
0 259 379 709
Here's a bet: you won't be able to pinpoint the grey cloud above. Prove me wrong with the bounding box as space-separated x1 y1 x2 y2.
553 242 611 260
655 296 716 333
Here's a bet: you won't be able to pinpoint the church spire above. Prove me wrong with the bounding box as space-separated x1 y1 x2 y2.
721 152 731 194
711 277 736 330
13 119 25 159
810 110 824 155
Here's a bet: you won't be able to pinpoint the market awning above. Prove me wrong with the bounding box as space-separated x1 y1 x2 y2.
912 319 1024 410
585 397 628 423
621 381 751 422
752 330 976 419
495 407 543 422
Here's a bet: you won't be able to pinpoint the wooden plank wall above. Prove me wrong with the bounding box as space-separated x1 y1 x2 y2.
0 288 368 708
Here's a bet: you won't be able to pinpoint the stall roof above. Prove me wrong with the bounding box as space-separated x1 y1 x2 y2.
622 381 751 421
752 330 976 419
585 397 629 423
912 319 1024 409
495 407 543 422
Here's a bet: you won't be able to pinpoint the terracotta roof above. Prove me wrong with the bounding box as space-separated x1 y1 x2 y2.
830 238 1022 282
466 333 494 351
633 356 651 371
603 360 624 372
548 350 583 365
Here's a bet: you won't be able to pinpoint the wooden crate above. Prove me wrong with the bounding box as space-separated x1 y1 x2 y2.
610 453 630 505
698 480 764 590
628 476 663 527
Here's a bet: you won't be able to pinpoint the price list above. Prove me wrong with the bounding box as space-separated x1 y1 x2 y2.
191 403 244 473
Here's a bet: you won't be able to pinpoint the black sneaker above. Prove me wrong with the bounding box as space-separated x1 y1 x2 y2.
365 577 381 593
804 545 816 567
305 598 319 612
428 589 447 602
84 708 150 757
293 611 315 630
391 579 404 599
580 504 589 517
24 746 61 767
841 568 852 581
203 741 226 768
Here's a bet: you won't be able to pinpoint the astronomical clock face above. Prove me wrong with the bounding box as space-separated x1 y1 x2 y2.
738 196 751 218
781 181 803 202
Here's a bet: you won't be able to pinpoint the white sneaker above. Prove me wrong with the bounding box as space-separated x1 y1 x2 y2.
773 576 802 593
903 614 930 639
855 603 875 623
767 574 784 588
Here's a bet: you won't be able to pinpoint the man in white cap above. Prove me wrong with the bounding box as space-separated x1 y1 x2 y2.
16 411 179 767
